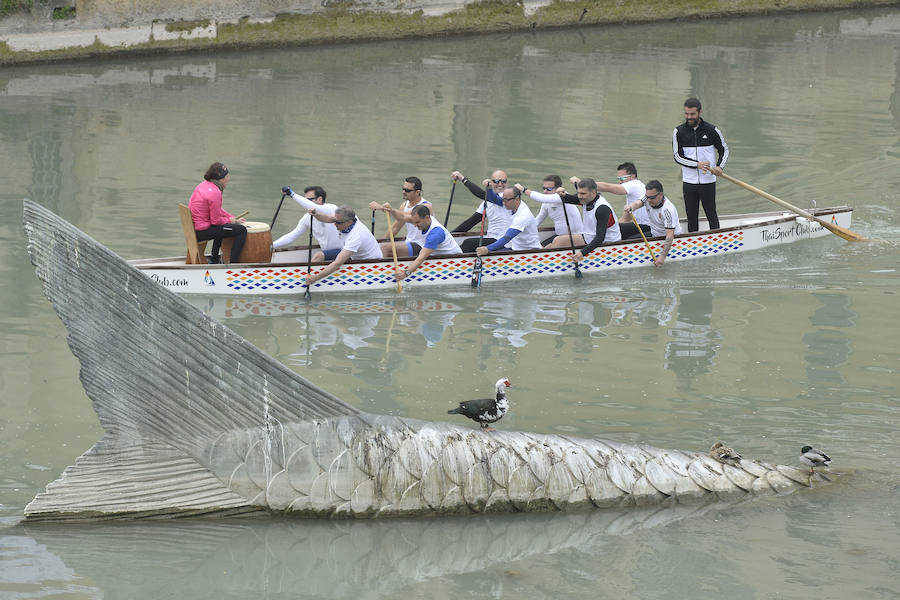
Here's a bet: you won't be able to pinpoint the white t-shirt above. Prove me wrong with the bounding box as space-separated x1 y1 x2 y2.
622 179 649 226
402 197 431 246
272 193 342 250
338 220 383 260
477 193 513 239
506 201 541 251
642 196 683 237
530 190 584 236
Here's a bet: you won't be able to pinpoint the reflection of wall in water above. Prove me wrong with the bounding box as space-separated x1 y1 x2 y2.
28 130 62 210
665 288 720 381
802 293 855 386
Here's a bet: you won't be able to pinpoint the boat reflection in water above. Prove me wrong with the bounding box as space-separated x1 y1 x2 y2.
7 497 760 599
185 295 464 367
185 286 718 383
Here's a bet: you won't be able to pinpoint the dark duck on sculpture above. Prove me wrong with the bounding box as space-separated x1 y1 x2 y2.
448 377 511 432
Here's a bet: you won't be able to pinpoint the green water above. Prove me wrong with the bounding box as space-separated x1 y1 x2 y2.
1 7 898 599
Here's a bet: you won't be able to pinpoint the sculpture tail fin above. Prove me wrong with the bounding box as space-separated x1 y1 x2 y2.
22 200 358 444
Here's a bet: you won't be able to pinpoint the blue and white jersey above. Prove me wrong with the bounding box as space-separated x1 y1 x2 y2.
403 197 432 246
421 218 462 255
506 200 541 251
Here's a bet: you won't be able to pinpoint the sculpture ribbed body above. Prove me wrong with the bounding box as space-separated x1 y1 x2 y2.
211 415 819 518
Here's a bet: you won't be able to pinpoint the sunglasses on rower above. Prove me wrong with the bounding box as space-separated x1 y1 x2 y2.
492 178 507 184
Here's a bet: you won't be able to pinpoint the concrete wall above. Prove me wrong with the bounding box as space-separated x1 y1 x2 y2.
1 0 895 64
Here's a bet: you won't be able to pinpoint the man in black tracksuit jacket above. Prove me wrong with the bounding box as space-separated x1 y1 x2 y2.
672 97 729 232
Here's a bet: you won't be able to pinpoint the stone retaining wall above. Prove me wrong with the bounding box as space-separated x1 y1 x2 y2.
0 0 894 64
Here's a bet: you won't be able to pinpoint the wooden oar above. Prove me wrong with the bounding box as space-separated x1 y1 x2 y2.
471 201 486 288
443 180 457 227
270 193 286 229
560 197 583 279
385 211 402 293
718 172 867 242
633 217 656 263
303 222 313 301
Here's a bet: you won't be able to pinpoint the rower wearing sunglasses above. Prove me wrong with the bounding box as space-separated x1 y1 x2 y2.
305 205 383 286
368 176 433 258
622 180 682 267
589 162 652 241
449 169 514 253
516 174 584 248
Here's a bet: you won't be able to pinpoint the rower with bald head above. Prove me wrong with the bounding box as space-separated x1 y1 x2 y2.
474 186 541 257
450 169 514 253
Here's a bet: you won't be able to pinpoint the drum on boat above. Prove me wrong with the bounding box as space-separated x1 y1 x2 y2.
221 221 272 264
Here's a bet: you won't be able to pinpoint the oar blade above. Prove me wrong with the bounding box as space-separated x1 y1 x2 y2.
719 172 869 242
471 257 482 288
822 221 868 242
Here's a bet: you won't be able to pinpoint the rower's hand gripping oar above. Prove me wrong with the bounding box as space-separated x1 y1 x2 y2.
633 214 657 263
471 199 486 288
717 171 868 242
304 218 313 301
559 188 583 279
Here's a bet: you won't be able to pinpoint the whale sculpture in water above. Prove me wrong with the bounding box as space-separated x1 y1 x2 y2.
22 200 830 521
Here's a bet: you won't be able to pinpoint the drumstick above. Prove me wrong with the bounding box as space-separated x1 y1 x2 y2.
235 210 249 220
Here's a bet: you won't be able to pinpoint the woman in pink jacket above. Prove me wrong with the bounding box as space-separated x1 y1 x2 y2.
189 162 246 264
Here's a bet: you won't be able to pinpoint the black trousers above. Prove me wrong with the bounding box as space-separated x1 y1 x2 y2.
683 182 719 232
460 237 497 253
196 223 247 262
619 222 652 240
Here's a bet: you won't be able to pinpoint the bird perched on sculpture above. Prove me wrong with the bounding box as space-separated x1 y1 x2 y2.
799 446 831 474
448 377 511 431
709 441 742 466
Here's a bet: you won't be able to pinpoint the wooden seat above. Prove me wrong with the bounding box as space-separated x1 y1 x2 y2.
178 203 208 264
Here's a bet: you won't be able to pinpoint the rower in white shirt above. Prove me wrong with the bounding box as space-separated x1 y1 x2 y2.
368 176 433 258
474 187 541 256
586 162 652 241
276 185 343 259
394 204 463 282
305 205 384 286
522 174 584 247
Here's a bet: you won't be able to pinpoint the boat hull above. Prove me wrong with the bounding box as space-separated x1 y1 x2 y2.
132 208 853 295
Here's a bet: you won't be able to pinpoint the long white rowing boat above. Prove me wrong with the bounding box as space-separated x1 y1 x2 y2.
130 206 852 295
